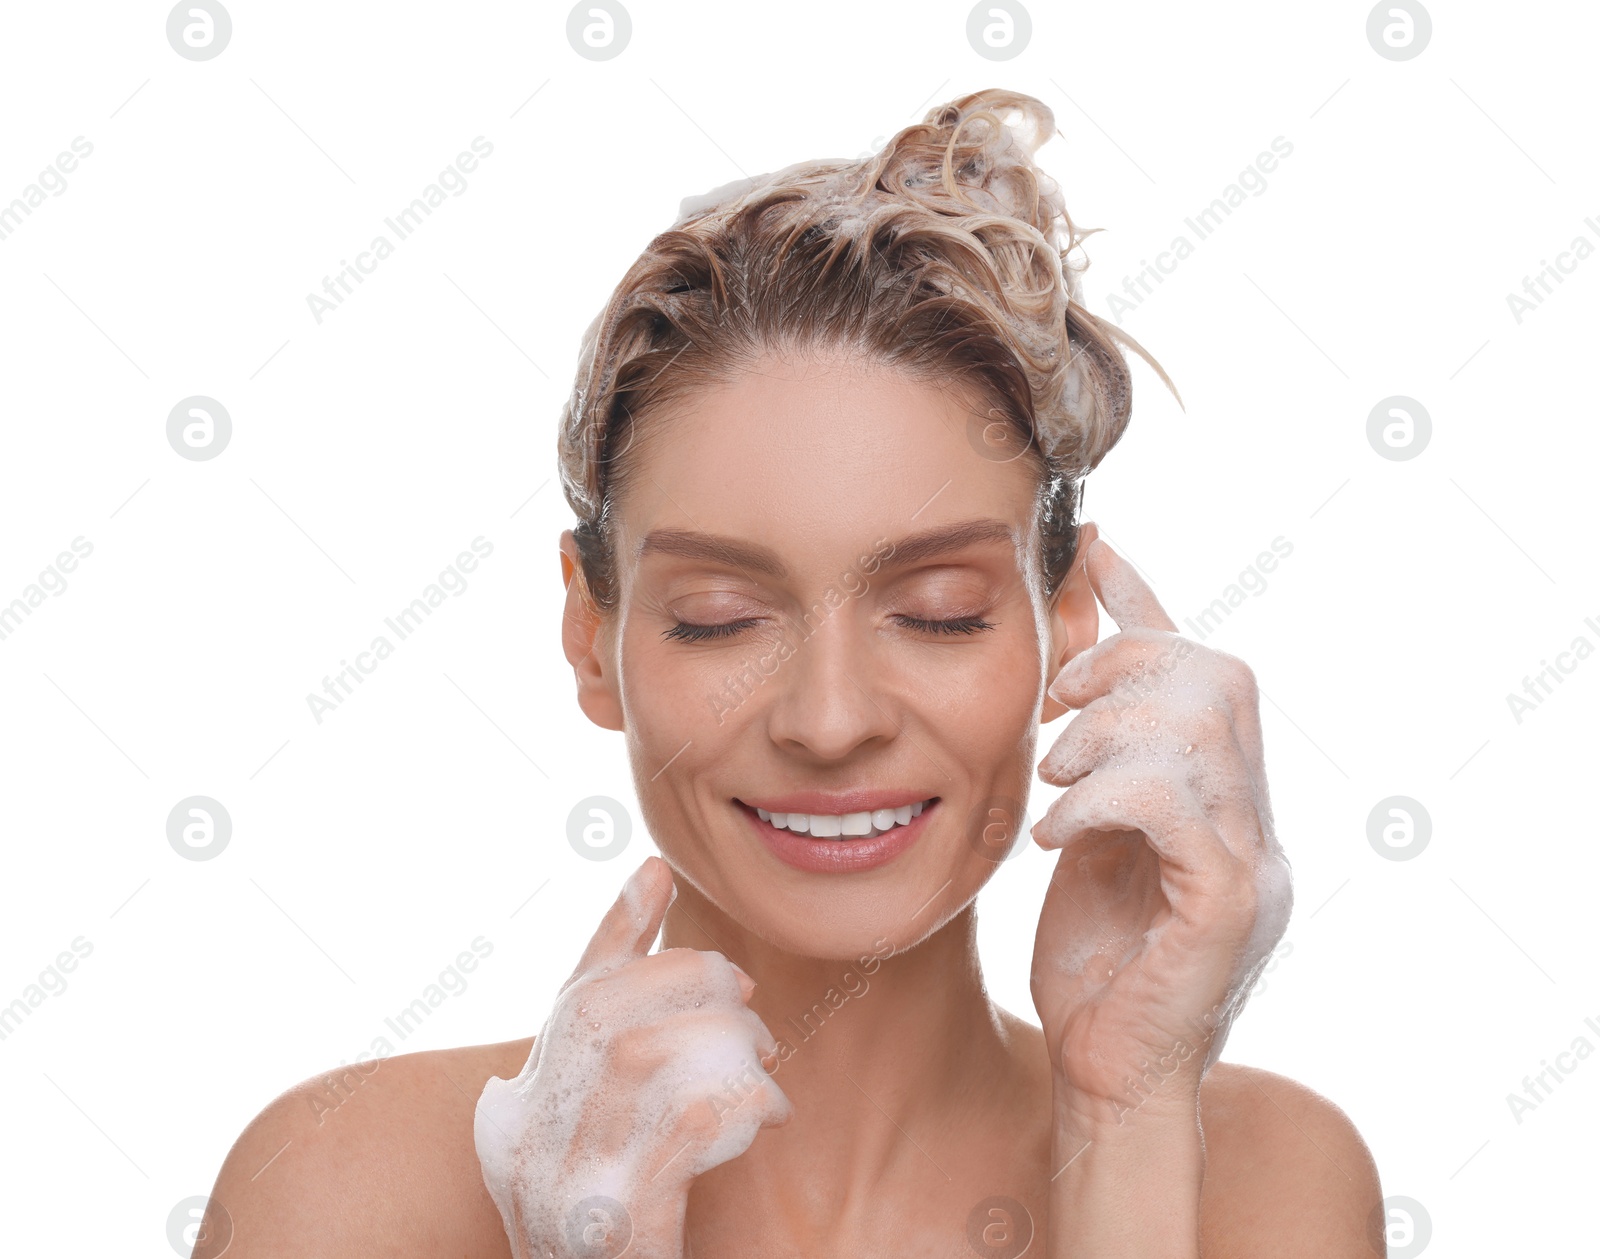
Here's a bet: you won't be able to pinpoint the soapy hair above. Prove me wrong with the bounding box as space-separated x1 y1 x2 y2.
556 86 1177 613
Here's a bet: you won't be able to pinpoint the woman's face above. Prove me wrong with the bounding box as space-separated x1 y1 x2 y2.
561 347 1095 960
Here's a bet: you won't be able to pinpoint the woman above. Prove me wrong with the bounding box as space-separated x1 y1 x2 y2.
200 88 1381 1257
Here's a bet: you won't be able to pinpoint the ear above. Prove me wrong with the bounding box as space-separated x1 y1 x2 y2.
1039 519 1101 724
559 529 624 732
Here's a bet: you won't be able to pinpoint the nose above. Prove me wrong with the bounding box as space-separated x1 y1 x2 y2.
762 605 903 760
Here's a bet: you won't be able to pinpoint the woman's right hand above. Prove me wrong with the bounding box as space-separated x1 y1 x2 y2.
474 855 794 1259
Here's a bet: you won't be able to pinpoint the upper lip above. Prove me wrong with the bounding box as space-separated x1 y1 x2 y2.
735 790 939 815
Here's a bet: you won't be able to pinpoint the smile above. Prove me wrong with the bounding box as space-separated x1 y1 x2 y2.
751 798 933 840
734 796 941 873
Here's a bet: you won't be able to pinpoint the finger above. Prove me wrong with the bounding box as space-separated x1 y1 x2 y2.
737 1004 785 1069
1208 648 1267 775
1036 696 1127 786
1040 688 1272 866
688 1057 795 1135
672 1004 790 1103
568 854 677 984
1085 537 1178 633
1048 625 1196 709
612 1004 781 1080
624 947 756 1016
737 1067 795 1130
1040 828 1166 978
1162 650 1272 838
649 1037 797 1184
661 1072 796 1185
1031 766 1239 893
1037 674 1241 785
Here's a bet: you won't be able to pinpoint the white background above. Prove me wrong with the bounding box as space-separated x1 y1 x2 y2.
1 1 1595 1254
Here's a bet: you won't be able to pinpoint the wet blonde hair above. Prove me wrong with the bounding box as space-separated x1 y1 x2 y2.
557 86 1175 612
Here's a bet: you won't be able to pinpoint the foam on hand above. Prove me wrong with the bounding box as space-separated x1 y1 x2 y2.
474 867 789 1259
1034 633 1295 1068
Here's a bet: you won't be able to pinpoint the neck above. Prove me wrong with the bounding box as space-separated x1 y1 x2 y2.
661 883 1024 1187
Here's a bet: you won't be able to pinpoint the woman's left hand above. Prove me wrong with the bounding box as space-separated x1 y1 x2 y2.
1029 536 1292 1123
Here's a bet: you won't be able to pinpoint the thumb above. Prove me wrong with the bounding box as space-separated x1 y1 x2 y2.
565 855 677 987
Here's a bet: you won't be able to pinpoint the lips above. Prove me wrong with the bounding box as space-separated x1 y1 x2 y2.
737 796 940 873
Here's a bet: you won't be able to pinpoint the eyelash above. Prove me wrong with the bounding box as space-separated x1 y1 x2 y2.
662 614 997 643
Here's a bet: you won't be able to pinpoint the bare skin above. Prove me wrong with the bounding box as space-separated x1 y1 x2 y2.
199 349 1382 1257
200 1037 1377 1255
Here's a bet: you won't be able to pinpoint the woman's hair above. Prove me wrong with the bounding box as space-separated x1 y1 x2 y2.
557 86 1176 613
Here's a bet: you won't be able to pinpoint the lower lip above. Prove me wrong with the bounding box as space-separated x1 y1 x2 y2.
738 798 939 873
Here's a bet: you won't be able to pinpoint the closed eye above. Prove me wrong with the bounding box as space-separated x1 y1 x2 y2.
661 618 758 643
893 615 996 636
662 614 996 643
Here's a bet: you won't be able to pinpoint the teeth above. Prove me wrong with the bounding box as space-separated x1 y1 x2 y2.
753 798 933 840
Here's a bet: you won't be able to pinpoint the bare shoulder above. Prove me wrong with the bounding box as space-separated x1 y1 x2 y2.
195 1035 534 1259
1198 1061 1383 1256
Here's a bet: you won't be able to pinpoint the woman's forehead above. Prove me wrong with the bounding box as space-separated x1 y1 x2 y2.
629 363 1031 501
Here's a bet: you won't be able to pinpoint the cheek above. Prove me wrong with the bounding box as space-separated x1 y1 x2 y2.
927 627 1045 718
623 640 687 737
619 642 716 846
619 628 747 778
911 633 1045 785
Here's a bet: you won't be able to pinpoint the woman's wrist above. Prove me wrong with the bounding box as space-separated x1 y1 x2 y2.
1046 1077 1205 1258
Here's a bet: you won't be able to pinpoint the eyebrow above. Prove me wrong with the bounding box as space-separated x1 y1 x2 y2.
635 517 1018 579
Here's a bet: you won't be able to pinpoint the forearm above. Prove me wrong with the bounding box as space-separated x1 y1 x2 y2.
1047 1085 1205 1258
